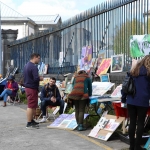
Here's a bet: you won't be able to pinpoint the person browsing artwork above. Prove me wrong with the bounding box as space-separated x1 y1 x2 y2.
121 55 150 150
39 77 64 123
0 75 18 107
23 53 43 129
68 69 92 131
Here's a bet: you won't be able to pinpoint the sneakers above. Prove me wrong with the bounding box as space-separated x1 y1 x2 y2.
77 124 86 131
26 123 39 129
39 117 46 123
31 119 39 126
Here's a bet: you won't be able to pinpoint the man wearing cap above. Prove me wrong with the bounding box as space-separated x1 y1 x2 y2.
0 75 18 107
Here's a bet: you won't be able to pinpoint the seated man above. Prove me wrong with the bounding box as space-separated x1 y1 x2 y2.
39 77 64 123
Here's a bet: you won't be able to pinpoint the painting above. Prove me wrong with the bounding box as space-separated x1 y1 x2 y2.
111 54 124 73
100 74 110 82
96 58 111 76
80 46 92 71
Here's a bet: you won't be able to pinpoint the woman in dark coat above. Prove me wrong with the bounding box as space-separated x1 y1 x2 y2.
121 55 150 150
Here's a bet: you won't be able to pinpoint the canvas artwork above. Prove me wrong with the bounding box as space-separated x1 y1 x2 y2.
65 83 73 94
92 82 115 96
144 137 150 150
43 64 48 74
39 78 50 86
80 46 92 71
110 85 122 98
96 58 111 76
96 51 106 69
111 54 124 73
100 74 110 82
48 113 89 130
88 114 125 141
130 35 150 58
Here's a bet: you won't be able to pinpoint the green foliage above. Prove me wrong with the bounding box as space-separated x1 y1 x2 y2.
19 93 27 104
114 19 143 55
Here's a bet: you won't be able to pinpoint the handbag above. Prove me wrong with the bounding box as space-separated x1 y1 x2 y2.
122 72 136 97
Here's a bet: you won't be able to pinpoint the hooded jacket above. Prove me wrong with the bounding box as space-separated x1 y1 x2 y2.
122 66 150 107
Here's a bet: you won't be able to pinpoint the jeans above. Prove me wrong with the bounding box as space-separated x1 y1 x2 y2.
0 89 13 102
41 99 64 116
127 104 148 149
73 100 87 124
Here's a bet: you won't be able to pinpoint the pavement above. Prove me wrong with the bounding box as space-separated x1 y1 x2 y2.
0 101 129 150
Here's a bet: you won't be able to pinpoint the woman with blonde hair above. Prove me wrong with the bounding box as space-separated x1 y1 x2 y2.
121 55 150 150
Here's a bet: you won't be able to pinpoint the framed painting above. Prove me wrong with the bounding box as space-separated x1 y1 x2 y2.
100 74 110 82
111 54 124 73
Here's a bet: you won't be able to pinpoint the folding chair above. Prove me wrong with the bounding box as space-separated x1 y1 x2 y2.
37 105 59 121
8 91 21 106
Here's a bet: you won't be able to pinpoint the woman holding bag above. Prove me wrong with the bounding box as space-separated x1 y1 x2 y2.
121 55 150 150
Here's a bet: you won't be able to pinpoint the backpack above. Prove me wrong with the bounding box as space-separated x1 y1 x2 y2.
122 72 136 96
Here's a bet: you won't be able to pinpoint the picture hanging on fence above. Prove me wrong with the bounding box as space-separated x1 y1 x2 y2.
80 46 92 71
96 58 111 76
130 35 150 58
100 74 110 82
96 51 106 69
111 54 124 73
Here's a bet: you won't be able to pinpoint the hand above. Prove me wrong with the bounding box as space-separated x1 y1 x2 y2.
39 76 44 81
51 96 56 103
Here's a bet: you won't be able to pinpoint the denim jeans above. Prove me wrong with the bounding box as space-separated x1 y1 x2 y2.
0 89 13 102
41 99 64 116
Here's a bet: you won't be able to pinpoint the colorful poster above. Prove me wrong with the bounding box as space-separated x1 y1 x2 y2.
48 113 89 130
110 85 122 98
96 51 106 69
92 82 115 96
111 54 124 73
96 58 111 76
130 35 150 58
80 46 92 71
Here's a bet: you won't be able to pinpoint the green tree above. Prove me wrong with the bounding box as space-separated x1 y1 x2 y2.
113 19 143 55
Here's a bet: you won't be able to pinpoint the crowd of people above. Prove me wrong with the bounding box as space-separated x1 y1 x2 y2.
1 53 150 150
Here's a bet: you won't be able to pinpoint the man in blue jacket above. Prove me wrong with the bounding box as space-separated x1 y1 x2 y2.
39 77 64 123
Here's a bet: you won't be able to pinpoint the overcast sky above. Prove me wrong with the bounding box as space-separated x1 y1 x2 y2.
0 0 106 21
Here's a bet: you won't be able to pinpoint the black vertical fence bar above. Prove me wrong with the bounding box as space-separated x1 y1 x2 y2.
9 0 147 73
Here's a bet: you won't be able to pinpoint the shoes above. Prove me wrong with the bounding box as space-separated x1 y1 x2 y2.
39 117 46 123
134 147 146 150
77 124 86 131
31 119 39 126
26 123 39 129
3 102 6 107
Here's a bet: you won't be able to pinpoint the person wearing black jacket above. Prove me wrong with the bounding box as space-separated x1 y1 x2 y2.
39 77 64 123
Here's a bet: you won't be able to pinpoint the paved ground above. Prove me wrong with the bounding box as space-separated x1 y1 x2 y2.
0 101 129 150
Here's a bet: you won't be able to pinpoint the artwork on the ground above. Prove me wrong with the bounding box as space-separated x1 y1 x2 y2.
39 78 50 86
111 54 123 73
47 113 88 130
96 58 111 76
64 83 73 94
100 74 110 82
130 35 150 58
88 114 125 141
80 45 92 71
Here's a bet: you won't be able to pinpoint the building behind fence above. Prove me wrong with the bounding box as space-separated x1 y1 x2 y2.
3 0 150 75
